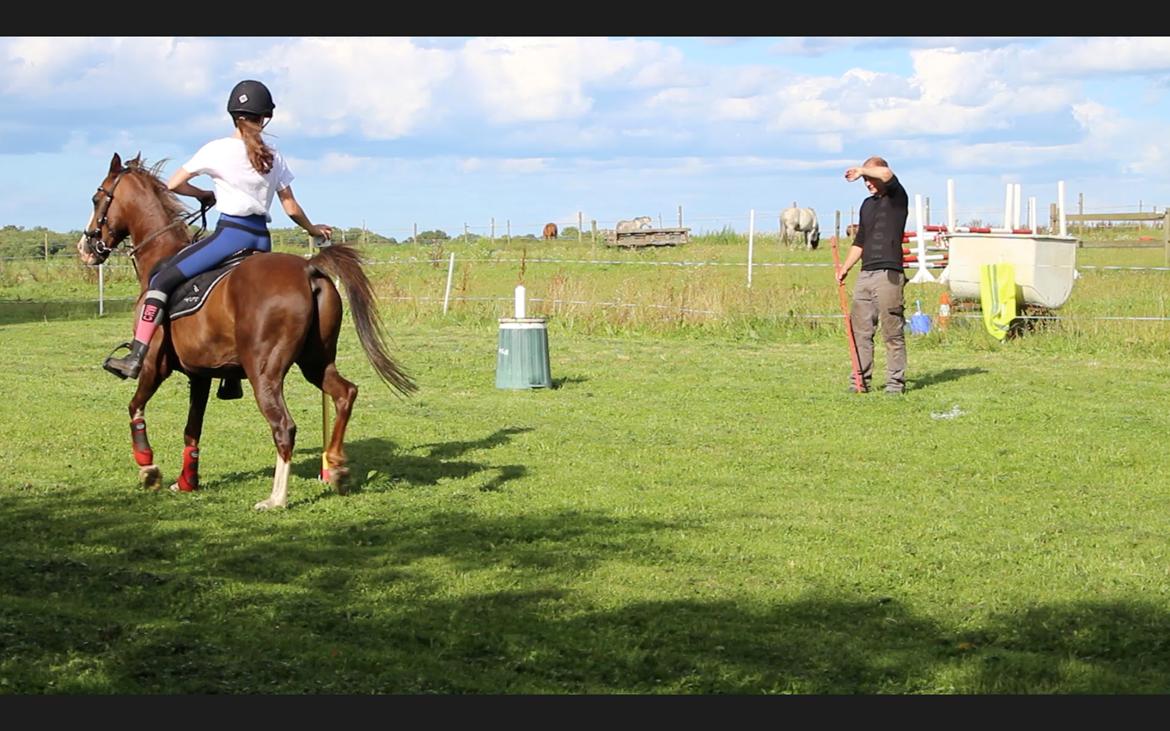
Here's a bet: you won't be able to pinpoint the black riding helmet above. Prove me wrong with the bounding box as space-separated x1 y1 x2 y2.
226 79 275 118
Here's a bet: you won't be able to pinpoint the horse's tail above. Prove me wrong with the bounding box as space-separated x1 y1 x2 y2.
308 244 418 398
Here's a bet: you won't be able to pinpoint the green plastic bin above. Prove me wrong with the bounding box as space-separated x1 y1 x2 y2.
496 317 552 389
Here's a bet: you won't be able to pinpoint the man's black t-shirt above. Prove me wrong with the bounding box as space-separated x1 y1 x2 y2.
854 174 909 272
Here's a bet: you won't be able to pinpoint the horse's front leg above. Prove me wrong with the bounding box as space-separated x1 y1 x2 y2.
172 376 212 492
127 366 167 491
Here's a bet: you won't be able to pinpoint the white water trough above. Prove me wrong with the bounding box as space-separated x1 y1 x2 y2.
935 179 1080 309
939 232 1080 309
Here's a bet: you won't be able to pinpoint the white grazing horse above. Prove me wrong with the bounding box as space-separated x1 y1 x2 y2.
780 206 820 250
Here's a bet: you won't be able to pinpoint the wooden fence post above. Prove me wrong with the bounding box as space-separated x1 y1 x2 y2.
1163 210 1169 267
578 212 583 244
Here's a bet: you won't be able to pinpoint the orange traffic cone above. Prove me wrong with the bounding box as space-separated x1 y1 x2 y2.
938 289 952 331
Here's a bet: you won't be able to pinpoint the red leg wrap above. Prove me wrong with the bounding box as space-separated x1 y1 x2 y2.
130 417 154 467
176 446 200 492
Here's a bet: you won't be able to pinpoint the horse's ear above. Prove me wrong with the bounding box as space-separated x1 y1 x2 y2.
132 151 142 166
109 152 123 175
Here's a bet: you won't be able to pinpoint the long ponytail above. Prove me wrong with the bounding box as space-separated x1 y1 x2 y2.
234 115 275 175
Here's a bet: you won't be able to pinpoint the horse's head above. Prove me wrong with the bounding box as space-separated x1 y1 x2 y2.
76 152 142 265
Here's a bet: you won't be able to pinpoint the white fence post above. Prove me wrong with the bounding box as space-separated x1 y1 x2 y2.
747 209 755 288
442 252 456 314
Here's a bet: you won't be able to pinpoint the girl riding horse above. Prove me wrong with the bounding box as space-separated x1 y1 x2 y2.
103 79 333 380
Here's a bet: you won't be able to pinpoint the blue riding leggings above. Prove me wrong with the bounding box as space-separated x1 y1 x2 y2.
132 213 271 342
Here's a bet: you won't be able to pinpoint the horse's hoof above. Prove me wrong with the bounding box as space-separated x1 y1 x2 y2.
253 499 284 511
139 465 163 491
329 466 350 495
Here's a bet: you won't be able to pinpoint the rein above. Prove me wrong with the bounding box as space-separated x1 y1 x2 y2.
125 203 212 276
126 204 209 258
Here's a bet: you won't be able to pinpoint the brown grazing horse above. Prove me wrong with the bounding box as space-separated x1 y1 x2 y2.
542 222 557 239
77 153 416 510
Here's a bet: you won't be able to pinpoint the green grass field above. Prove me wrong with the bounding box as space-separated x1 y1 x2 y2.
2 234 1170 693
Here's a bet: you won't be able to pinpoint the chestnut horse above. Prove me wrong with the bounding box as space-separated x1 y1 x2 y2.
77 153 416 510
542 222 558 239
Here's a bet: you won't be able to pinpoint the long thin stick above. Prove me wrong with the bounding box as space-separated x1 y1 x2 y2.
831 233 865 392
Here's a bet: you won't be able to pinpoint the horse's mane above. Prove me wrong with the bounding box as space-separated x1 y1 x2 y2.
124 156 191 223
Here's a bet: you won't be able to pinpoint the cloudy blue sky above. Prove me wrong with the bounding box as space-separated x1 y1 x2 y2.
3 36 1170 240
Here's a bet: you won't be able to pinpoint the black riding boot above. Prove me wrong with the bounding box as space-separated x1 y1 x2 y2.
217 378 244 400
103 340 149 380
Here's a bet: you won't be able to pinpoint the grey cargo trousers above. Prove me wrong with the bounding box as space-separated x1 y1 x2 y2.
850 268 907 393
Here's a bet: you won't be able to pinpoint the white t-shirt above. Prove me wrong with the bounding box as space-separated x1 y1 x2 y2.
181 137 295 221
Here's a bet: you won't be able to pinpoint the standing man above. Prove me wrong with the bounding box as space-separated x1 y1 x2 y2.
836 156 909 394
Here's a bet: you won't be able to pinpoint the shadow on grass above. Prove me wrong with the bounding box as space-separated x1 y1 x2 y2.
1 489 1168 693
908 367 988 391
552 375 589 389
213 426 531 502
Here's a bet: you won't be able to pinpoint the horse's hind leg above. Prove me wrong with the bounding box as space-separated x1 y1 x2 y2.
298 277 357 495
298 359 358 495
171 376 211 493
247 370 298 511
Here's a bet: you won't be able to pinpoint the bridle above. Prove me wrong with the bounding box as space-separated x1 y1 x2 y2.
81 171 128 261
82 169 211 266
